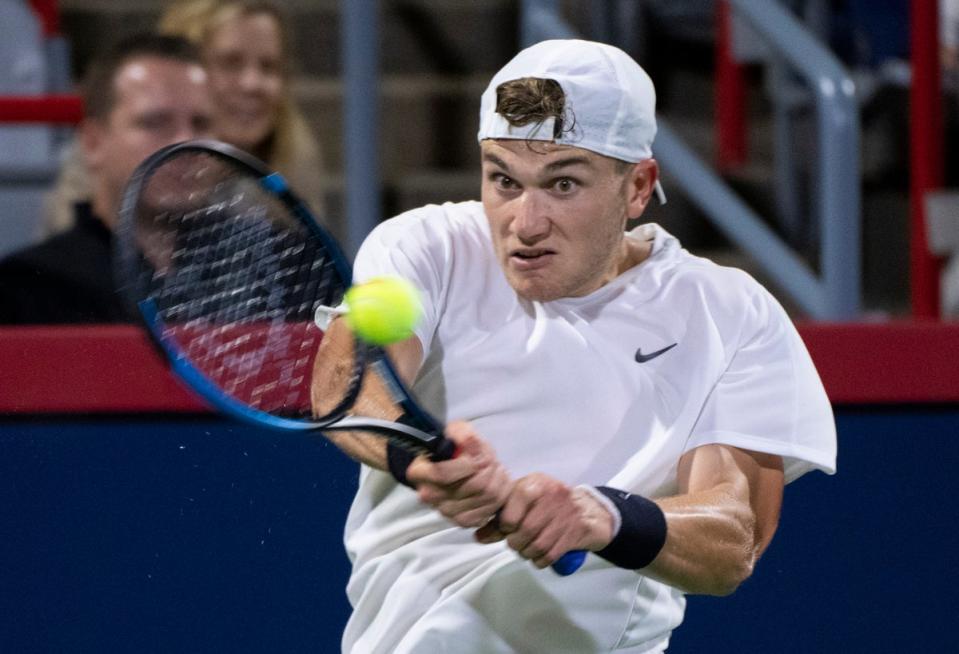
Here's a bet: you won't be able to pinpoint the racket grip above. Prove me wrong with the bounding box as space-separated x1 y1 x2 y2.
427 437 584 575
551 550 587 576
429 438 459 462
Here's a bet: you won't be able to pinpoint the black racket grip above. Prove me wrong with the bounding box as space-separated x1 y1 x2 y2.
429 438 459 462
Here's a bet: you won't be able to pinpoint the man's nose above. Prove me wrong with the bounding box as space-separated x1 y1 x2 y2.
238 64 266 92
513 192 550 243
173 120 206 142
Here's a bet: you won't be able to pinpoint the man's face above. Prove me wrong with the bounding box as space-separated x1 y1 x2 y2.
82 55 214 225
481 139 654 302
205 11 285 153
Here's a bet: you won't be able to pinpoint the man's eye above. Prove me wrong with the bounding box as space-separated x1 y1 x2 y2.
193 116 213 133
493 174 516 189
137 115 170 130
259 58 281 77
212 53 244 73
555 178 577 193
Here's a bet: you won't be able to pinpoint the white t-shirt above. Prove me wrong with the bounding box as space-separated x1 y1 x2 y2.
342 200 836 654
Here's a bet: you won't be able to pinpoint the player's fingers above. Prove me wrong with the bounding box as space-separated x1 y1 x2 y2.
416 478 461 505
503 499 560 556
524 520 581 568
415 457 510 521
498 474 582 561
452 457 512 505
421 477 510 527
443 420 476 444
445 505 499 529
524 489 616 566
497 473 567 533
407 455 473 487
424 494 492 526
474 520 506 544
415 457 508 503
444 422 507 472
407 422 500 487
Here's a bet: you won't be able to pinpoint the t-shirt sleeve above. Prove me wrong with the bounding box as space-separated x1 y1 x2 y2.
684 286 837 483
352 206 450 353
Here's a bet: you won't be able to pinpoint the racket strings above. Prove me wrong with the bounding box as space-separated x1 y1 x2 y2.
133 155 359 419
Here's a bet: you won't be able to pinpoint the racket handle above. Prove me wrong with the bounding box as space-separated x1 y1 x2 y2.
428 437 585 575
551 550 587 576
429 438 459 462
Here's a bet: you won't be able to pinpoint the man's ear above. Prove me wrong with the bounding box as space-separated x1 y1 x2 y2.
625 159 659 220
79 118 107 171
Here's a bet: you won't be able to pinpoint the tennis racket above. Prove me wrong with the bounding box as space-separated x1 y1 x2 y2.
115 139 585 576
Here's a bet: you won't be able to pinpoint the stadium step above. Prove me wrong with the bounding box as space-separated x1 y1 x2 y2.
53 1 915 316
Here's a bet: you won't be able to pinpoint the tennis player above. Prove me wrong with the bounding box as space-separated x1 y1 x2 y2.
323 39 836 653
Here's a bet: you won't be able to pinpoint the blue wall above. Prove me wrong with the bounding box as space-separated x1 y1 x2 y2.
673 408 959 652
0 420 356 653
2 409 957 652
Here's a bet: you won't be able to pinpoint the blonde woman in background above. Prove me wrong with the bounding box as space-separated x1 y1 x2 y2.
44 0 330 238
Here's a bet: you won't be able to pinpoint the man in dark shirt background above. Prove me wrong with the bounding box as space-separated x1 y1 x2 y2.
0 33 213 324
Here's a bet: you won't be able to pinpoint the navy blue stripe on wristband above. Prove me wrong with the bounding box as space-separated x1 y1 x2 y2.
594 486 667 570
386 441 417 488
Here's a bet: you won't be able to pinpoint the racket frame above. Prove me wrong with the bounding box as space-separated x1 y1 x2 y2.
116 140 443 454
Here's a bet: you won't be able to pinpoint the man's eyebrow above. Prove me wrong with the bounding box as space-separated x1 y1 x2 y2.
482 153 510 170
482 152 593 172
544 156 592 172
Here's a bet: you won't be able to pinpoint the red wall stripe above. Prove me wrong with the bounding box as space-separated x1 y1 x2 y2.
0 95 84 125
798 321 959 404
0 326 203 414
1 323 958 414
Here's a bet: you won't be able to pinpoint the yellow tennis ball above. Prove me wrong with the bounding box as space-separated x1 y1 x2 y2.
344 276 423 345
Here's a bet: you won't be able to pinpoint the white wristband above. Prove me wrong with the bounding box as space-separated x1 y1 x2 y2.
576 484 622 537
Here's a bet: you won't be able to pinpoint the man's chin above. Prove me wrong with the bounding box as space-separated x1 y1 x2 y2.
508 278 562 303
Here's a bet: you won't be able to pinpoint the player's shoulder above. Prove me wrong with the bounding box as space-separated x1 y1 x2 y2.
672 252 763 300
364 200 488 255
381 200 485 233
367 200 485 245
641 225 760 295
644 226 776 330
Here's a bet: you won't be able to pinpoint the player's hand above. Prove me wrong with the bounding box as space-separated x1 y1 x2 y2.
475 474 616 569
407 421 511 529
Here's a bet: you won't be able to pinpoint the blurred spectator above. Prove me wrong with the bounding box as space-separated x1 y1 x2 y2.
0 34 213 324
44 0 330 240
159 0 327 215
943 0 959 83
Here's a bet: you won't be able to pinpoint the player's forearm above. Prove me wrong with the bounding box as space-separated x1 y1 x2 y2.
325 431 389 470
311 329 422 473
643 485 757 596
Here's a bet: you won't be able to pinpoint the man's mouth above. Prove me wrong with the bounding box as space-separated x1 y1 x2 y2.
509 248 555 269
226 103 268 122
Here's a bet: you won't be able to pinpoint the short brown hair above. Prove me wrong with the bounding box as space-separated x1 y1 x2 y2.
81 33 202 120
495 77 569 139
495 76 632 172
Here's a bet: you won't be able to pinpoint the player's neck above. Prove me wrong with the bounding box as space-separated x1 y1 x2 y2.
617 233 653 276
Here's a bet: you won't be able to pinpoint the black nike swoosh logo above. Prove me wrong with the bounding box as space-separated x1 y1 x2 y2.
634 343 677 363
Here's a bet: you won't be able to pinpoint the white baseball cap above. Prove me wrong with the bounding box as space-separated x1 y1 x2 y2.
478 39 665 203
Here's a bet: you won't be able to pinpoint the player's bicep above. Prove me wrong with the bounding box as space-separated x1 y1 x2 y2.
383 334 424 387
677 444 784 558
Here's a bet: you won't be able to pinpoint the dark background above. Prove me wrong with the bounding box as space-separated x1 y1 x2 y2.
2 408 956 652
